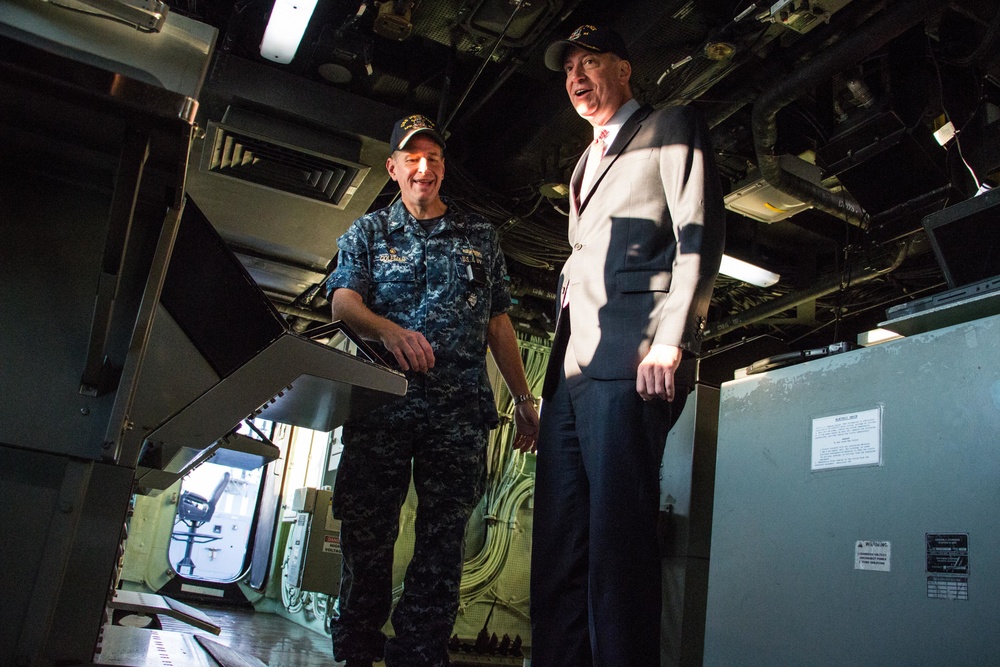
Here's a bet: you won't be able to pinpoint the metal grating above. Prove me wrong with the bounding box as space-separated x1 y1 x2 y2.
205 125 364 208
461 0 563 47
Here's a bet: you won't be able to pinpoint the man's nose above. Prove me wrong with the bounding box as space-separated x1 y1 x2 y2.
417 157 428 172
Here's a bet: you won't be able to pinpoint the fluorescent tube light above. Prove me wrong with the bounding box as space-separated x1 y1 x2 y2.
719 254 780 287
260 0 318 64
857 328 903 346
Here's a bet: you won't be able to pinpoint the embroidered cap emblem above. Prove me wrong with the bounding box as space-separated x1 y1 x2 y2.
400 115 437 132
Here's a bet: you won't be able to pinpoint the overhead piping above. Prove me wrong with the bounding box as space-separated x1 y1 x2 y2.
751 0 942 226
705 0 888 129
703 238 917 340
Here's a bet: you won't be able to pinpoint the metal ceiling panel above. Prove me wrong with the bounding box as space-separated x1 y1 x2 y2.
186 53 406 283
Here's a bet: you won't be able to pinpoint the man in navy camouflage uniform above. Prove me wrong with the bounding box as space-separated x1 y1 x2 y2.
324 115 539 667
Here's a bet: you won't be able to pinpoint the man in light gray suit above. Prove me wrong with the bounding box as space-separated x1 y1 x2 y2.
530 24 726 667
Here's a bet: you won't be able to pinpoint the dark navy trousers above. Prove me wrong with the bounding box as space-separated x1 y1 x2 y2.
530 345 684 667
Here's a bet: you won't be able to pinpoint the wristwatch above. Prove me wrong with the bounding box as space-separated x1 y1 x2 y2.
513 393 535 406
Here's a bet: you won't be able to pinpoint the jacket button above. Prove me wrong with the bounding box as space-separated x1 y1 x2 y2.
573 243 582 250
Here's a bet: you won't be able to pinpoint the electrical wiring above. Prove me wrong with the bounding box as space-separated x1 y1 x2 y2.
655 21 771 106
486 335 547 493
388 464 532 612
313 592 329 619
442 160 571 269
926 36 987 190
386 335 549 614
458 473 534 610
477 594 531 623
446 163 514 218
499 214 570 267
454 335 547 610
729 258 946 348
939 2 1000 69
281 564 305 613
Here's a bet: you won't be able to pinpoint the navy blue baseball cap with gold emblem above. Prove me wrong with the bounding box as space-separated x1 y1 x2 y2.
390 114 446 152
544 24 631 71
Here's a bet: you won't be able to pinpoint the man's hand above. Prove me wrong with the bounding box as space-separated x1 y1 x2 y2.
512 401 540 453
381 324 435 373
332 288 434 372
636 343 683 402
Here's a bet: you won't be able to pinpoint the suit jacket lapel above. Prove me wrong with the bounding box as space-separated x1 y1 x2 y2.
570 150 587 219
578 105 652 215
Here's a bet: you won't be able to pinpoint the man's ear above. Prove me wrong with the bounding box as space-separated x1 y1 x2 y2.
619 59 632 83
386 156 398 182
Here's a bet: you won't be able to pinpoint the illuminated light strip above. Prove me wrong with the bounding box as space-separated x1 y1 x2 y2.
259 0 318 64
718 254 780 287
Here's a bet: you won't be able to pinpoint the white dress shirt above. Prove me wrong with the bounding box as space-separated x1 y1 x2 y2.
579 97 641 196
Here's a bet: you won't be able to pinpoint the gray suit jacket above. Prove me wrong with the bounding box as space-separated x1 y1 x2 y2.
545 104 725 392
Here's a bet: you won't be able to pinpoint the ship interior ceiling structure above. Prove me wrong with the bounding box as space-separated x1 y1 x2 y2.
2 0 1000 665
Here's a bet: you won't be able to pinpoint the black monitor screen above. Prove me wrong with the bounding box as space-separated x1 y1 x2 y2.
923 188 1000 289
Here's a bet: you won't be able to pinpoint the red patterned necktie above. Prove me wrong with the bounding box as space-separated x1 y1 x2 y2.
594 127 609 157
580 127 609 198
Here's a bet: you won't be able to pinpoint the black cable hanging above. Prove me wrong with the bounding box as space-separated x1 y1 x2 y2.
441 0 525 132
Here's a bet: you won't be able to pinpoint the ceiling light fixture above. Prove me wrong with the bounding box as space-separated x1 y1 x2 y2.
315 8 374 85
260 0 318 64
719 254 780 287
723 154 823 223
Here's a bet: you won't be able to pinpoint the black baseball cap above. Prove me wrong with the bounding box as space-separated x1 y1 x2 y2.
544 24 631 72
390 114 446 152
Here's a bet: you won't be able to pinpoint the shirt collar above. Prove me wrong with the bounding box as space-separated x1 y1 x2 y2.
387 197 460 235
595 98 641 146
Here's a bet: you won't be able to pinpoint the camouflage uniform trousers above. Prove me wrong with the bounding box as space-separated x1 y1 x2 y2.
330 399 488 667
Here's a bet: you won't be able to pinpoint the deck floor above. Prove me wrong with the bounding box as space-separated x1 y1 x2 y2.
143 603 524 666
157 605 380 667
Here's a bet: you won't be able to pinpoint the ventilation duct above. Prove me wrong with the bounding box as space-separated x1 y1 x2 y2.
751 0 941 226
183 86 396 296
724 154 823 223
177 47 423 317
199 107 370 210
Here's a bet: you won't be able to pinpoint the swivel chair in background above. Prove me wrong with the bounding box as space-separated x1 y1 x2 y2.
172 472 231 576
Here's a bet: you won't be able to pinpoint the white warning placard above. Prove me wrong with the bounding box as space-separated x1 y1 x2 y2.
324 512 343 554
855 540 891 571
812 408 882 471
323 534 342 555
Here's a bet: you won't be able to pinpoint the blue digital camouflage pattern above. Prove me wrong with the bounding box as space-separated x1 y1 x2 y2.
331 411 488 666
324 197 511 429
323 198 512 667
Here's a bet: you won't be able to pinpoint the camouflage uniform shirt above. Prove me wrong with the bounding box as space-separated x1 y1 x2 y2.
325 198 511 427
